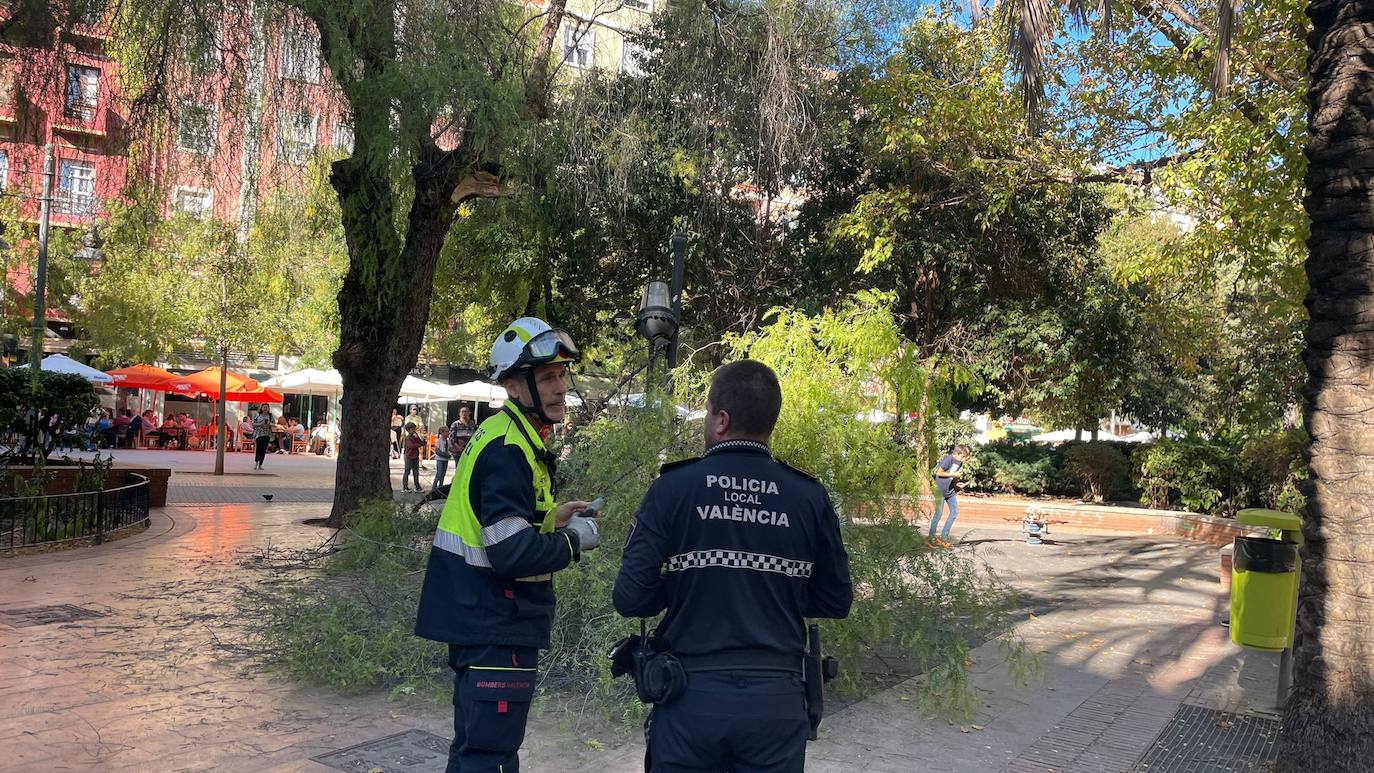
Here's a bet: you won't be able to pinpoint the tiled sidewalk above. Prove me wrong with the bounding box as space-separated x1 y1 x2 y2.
67 447 434 504
0 500 1264 772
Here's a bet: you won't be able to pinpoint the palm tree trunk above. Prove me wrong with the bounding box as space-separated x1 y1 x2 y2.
1277 1 1374 768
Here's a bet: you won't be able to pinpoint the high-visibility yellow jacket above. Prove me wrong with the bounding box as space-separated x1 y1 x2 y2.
415 404 577 647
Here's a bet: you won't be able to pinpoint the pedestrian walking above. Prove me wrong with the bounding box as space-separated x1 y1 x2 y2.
402 424 424 492
431 427 452 490
928 444 972 546
390 408 403 459
449 405 477 456
252 407 273 470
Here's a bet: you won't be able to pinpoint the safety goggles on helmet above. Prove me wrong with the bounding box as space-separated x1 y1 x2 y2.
514 328 580 371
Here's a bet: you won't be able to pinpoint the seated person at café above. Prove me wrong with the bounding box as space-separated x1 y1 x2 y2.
156 416 181 448
273 416 291 454
309 422 333 455
180 413 197 448
136 411 158 444
291 418 307 448
112 410 133 447
95 409 115 448
238 415 254 444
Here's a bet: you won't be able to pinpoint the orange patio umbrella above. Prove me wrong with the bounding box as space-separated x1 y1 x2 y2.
168 367 284 403
104 364 185 391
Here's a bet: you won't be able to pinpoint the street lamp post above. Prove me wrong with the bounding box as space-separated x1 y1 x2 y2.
667 232 686 370
29 143 55 383
0 223 11 367
635 232 688 391
636 280 677 384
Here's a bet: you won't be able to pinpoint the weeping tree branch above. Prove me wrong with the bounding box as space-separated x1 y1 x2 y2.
523 0 570 119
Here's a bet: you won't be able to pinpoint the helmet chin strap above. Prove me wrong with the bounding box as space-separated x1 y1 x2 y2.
512 369 560 428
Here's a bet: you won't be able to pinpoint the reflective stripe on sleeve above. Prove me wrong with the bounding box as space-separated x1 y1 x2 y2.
433 528 492 568
482 516 533 547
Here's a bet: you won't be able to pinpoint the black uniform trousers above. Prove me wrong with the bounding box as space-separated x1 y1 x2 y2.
447 644 539 773
647 670 808 773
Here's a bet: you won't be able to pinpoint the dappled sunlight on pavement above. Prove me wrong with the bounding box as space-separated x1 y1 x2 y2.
0 511 1259 772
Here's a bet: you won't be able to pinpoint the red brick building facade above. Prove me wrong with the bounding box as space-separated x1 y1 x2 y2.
0 8 350 347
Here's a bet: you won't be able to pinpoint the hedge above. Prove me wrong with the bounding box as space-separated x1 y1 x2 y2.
951 431 1307 517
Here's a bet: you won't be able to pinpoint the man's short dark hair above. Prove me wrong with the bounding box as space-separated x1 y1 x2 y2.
708 360 782 438
954 444 972 455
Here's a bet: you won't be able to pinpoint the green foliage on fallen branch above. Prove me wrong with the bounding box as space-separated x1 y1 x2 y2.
237 500 449 699
240 297 1034 723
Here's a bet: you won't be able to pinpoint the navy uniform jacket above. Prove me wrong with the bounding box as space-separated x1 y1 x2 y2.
415 406 578 649
614 439 853 656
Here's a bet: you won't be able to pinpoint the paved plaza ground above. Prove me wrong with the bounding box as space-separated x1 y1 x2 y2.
1 450 1283 772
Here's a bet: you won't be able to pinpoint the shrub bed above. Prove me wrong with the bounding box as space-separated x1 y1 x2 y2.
956 430 1308 518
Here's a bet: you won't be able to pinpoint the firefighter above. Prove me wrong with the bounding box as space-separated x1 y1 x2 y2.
416 317 601 773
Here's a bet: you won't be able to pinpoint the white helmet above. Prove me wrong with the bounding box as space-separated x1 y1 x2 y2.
489 317 580 382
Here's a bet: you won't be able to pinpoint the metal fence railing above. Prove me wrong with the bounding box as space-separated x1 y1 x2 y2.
0 473 149 552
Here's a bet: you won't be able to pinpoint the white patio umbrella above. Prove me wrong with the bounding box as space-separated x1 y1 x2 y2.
397 375 464 403
260 367 344 397
18 354 113 384
451 380 508 403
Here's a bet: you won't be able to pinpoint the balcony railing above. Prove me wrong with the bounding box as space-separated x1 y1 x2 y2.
63 99 97 122
52 192 98 216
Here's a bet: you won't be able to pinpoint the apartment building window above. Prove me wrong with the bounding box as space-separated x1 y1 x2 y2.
332 120 354 152
0 151 9 190
177 102 217 154
621 40 649 76
64 64 100 121
185 19 222 72
282 27 321 83
57 160 97 215
173 186 213 218
0 59 15 106
278 111 317 165
562 23 594 69
74 0 104 26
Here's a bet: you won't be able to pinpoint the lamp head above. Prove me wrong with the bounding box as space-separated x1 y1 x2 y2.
635 280 678 342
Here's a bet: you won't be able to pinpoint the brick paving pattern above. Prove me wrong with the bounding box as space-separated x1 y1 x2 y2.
1 451 1281 772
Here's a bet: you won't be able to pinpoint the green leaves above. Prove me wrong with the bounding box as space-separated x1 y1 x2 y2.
77 173 344 366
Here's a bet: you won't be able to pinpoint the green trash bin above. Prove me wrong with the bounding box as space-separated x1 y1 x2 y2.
1230 536 1299 651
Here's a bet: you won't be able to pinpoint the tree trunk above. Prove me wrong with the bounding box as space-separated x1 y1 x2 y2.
214 344 227 475
326 149 464 527
1276 2 1374 769
914 387 934 519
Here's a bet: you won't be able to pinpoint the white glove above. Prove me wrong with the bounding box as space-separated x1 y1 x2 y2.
565 515 601 552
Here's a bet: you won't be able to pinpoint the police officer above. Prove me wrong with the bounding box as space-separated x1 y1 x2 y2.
416 317 603 773
614 359 853 772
